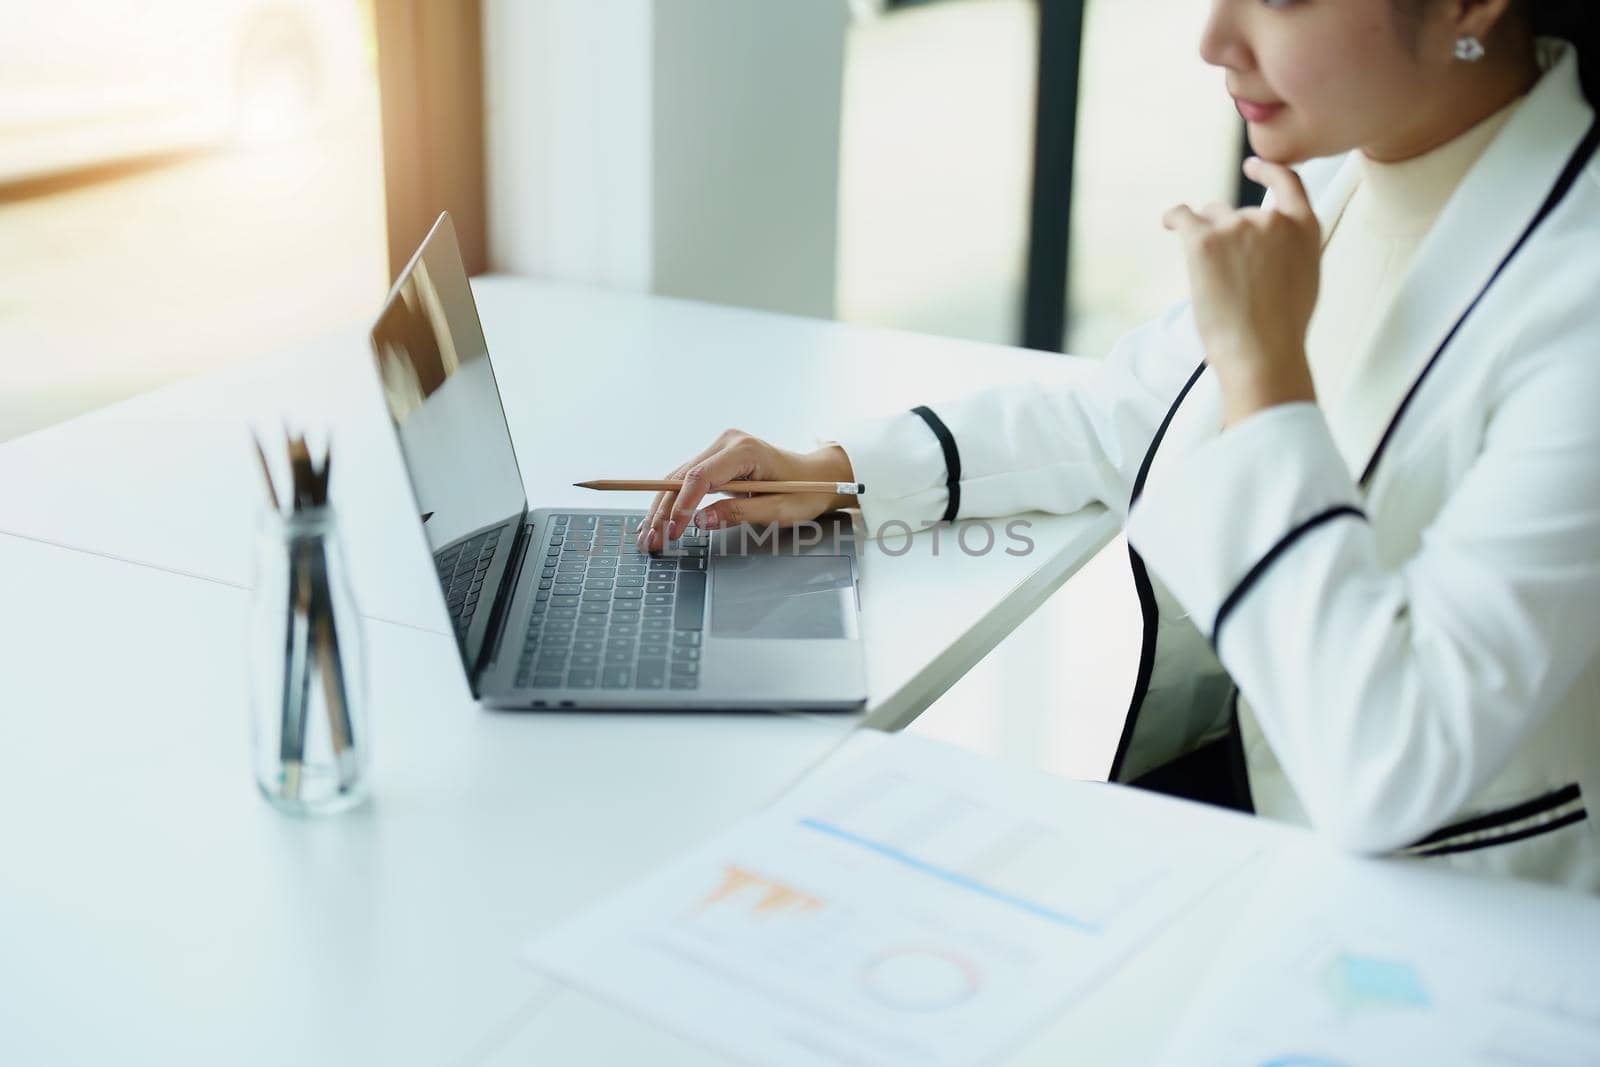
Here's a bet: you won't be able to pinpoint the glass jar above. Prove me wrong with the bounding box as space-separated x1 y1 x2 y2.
248 505 369 814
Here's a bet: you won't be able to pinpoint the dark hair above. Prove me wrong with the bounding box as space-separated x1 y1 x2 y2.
1532 0 1600 108
1394 2 1598 107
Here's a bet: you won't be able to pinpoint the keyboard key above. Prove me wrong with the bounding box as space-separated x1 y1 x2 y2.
573 640 602 655
645 594 673 606
613 588 644 600
646 582 675 594
531 673 564 688
570 654 600 668
643 605 672 619
670 660 700 677
581 603 610 614
669 676 699 690
613 601 642 612
673 631 701 646
674 572 706 630
616 577 646 588
671 646 700 662
678 558 706 571
566 670 598 688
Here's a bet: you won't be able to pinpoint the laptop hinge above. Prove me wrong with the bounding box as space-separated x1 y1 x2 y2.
471 519 533 690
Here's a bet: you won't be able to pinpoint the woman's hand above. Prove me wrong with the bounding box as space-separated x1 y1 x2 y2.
634 430 856 551
1163 156 1322 427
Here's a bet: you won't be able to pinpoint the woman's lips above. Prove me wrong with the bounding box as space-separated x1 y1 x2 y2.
1234 97 1284 123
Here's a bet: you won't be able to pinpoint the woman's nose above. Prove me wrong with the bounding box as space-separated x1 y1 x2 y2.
1198 0 1247 71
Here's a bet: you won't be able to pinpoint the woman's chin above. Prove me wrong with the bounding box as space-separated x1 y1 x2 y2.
1245 131 1312 167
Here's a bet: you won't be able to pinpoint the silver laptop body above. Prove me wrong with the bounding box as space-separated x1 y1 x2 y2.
370 212 867 712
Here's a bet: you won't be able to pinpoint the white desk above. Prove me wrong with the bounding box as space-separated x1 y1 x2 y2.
0 279 1117 1063
0 276 1120 729
5 279 1593 1066
0 533 860 1065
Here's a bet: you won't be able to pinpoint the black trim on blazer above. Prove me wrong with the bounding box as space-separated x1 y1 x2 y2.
1109 361 1208 782
1408 783 1582 849
1409 808 1587 858
1108 118 1600 794
1210 505 1368 647
1358 116 1600 489
1224 688 1256 814
910 405 962 524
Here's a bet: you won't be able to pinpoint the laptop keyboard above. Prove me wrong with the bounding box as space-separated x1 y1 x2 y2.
517 513 709 692
434 528 502 641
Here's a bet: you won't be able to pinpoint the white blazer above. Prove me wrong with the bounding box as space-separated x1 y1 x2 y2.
834 40 1600 892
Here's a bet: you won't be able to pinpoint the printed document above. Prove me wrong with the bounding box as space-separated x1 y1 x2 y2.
526 730 1267 1066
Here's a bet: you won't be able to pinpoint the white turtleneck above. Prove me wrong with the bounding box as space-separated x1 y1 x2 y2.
1305 95 1523 470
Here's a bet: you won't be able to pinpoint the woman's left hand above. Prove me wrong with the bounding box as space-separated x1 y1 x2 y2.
1163 156 1323 427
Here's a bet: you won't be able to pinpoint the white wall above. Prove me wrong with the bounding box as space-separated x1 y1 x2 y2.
651 0 847 318
482 0 848 318
483 0 654 291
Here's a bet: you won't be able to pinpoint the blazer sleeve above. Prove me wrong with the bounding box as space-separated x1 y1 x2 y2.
1124 309 1600 854
824 302 1204 533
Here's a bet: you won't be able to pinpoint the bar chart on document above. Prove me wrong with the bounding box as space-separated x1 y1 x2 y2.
526 732 1264 1066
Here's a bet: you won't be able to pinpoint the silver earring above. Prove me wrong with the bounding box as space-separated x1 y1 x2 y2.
1455 35 1486 62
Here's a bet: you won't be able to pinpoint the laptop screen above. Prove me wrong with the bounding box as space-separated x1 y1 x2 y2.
370 213 527 668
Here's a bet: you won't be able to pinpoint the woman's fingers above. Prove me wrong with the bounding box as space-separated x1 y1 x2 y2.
693 491 833 533
665 439 759 540
631 431 849 551
1243 156 1315 221
636 430 757 551
639 464 689 551
1161 203 1206 234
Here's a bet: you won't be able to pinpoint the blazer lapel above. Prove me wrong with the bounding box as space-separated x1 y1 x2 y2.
1343 40 1593 492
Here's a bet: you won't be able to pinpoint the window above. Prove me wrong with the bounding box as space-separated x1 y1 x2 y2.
836 0 1240 356
0 0 388 442
1067 0 1239 358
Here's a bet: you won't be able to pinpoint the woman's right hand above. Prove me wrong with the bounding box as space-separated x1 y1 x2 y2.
634 429 856 551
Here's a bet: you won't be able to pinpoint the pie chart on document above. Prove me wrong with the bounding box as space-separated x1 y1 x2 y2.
858 946 982 1012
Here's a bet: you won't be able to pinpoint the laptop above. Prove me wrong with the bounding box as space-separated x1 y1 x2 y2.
369 212 868 712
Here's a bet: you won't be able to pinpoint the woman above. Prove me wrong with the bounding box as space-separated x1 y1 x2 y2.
639 1 1600 891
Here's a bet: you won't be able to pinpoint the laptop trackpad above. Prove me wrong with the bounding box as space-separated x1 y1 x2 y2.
709 555 854 640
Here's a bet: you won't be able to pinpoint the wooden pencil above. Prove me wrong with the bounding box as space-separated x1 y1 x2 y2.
574 479 865 496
